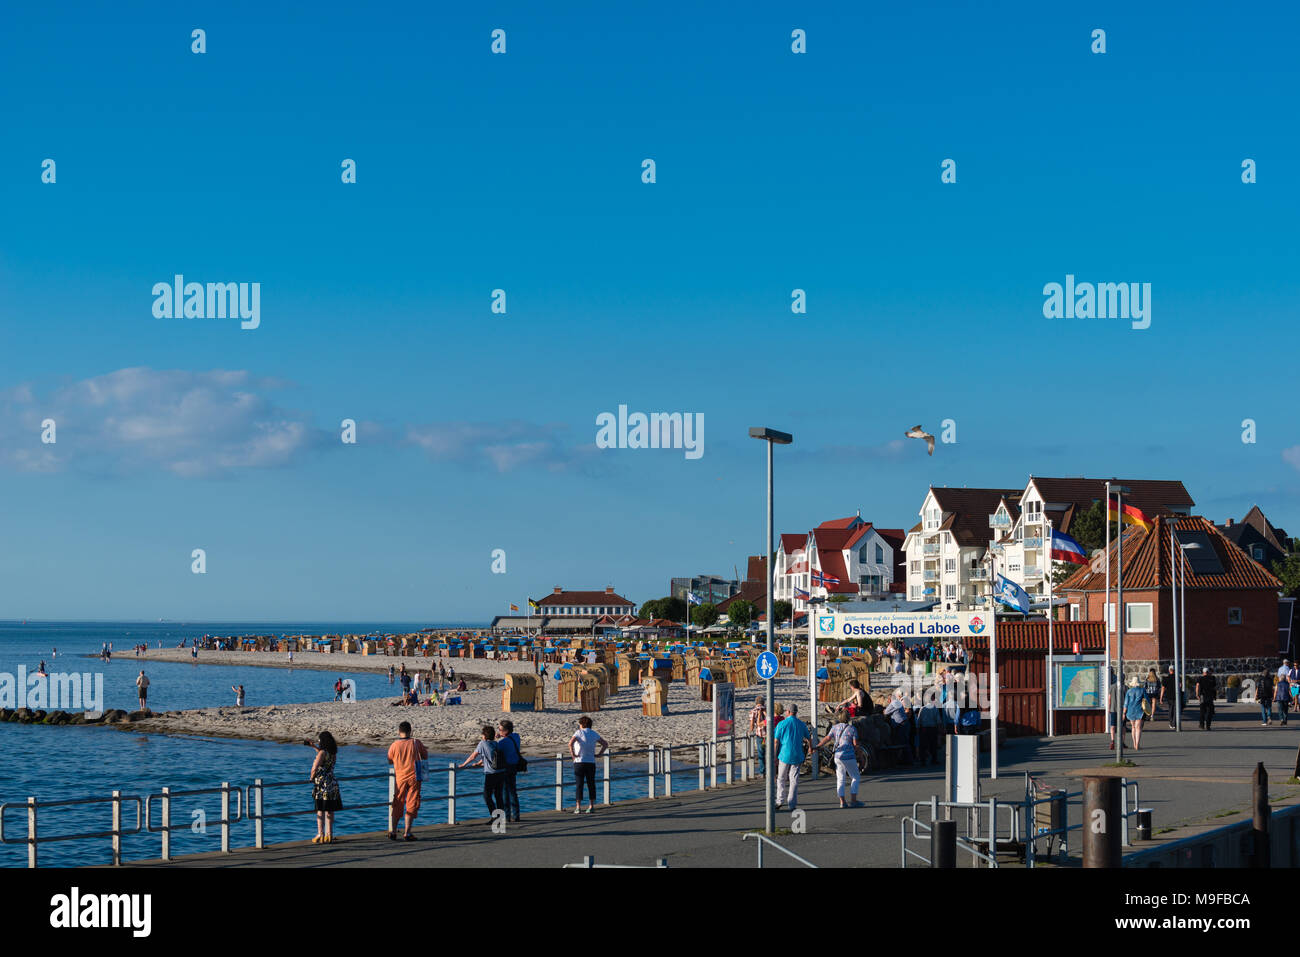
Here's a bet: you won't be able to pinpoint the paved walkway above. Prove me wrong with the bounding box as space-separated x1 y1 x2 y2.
132 702 1300 868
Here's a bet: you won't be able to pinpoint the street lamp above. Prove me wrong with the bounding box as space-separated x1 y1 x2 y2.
1111 483 1131 767
749 426 792 835
806 594 826 779
1174 535 1201 731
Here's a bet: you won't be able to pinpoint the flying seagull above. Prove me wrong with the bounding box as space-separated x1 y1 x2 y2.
905 424 935 456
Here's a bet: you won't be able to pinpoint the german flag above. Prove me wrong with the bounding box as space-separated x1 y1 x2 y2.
510 604 519 612
1108 495 1153 531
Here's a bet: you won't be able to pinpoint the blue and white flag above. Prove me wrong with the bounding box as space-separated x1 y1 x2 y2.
686 591 702 606
994 574 1031 613
794 586 810 601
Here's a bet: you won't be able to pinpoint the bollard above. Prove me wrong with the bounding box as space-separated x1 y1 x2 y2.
1082 775 1122 868
1135 809 1152 841
933 819 957 868
1252 762 1270 868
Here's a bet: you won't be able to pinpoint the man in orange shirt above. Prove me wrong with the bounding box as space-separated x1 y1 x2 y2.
387 720 428 841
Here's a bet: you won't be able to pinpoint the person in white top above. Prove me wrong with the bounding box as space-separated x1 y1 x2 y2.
569 715 609 814
135 671 150 712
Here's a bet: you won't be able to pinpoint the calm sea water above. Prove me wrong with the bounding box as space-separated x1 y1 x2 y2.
0 621 651 866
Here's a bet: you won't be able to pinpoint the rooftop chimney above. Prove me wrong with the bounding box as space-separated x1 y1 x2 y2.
605 586 615 594
553 587 563 594
1226 518 1234 527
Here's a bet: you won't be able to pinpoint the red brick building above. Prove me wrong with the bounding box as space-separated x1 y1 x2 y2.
1058 515 1282 681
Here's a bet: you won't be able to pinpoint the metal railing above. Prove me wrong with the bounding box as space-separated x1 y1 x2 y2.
907 796 1016 865
2 733 767 866
562 855 669 868
0 792 144 867
742 831 818 868
899 816 998 868
145 783 243 860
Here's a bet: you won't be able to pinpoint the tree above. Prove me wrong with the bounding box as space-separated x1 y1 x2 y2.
639 596 687 622
1273 553 1300 599
728 599 756 629
828 594 853 604
691 602 719 629
773 599 793 624
1065 500 1108 555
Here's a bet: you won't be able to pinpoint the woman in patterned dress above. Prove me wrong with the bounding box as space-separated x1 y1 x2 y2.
309 731 343 844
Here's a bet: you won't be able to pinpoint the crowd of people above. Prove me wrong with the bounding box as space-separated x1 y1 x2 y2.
302 714 612 845
873 640 968 674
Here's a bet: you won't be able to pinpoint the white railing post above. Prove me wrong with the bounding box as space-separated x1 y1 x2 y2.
664 747 672 796
647 746 655 798
387 768 396 833
161 786 172 860
710 742 717 788
220 782 231 853
27 797 37 869
111 790 122 866
725 737 733 785
698 745 706 790
555 754 563 811
251 781 262 850
739 737 748 782
603 753 611 806
448 764 457 825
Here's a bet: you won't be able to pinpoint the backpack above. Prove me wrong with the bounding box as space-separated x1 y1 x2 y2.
484 739 503 771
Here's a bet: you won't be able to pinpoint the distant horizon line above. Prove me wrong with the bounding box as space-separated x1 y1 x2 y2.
0 618 488 627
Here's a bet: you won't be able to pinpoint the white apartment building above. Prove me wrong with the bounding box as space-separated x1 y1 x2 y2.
775 515 902 614
903 487 1022 610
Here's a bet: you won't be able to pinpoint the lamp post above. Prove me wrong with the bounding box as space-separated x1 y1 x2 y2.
806 595 825 779
1112 484 1131 767
1176 537 1201 731
749 426 793 835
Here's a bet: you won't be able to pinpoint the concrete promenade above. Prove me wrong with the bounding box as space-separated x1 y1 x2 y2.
132 702 1300 868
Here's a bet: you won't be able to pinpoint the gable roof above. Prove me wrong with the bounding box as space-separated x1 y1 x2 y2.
817 515 863 530
539 590 635 607
1027 477 1194 518
1059 515 1282 593
928 487 1023 547
746 555 767 583
1241 505 1290 553
779 534 807 555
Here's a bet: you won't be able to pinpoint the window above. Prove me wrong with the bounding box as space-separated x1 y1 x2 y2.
876 544 884 563
1228 607 1243 625
1125 602 1153 632
945 584 956 600
945 558 957 574
859 546 869 564
1069 603 1080 621
1252 546 1265 561
910 561 920 573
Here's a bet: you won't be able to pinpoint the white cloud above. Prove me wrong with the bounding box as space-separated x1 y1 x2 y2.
406 421 593 473
0 367 327 478
1284 446 1300 472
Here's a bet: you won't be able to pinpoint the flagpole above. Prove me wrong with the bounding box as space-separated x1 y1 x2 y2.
1047 518 1055 737
1104 482 1112 747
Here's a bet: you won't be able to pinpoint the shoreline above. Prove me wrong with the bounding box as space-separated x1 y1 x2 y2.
80 648 808 753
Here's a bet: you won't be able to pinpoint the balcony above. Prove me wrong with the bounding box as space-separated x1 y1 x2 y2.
923 543 940 555
1025 565 1043 578
968 567 989 581
1023 537 1043 550
923 570 939 581
989 513 1011 528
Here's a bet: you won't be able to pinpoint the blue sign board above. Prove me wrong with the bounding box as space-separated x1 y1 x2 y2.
756 651 779 680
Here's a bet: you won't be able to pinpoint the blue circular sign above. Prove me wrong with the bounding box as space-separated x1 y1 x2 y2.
756 651 779 680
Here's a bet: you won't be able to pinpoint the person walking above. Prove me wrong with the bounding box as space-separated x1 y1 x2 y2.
1274 665 1291 726
135 670 150 712
1143 669 1161 720
1124 676 1150 750
773 703 811 812
749 697 767 774
308 731 342 844
386 721 427 840
1196 667 1217 730
814 709 861 808
916 693 943 765
497 719 522 822
458 726 506 820
1257 669 1275 726
1159 666 1178 729
569 715 608 813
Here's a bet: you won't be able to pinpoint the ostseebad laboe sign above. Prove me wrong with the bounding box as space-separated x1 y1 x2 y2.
816 610 991 640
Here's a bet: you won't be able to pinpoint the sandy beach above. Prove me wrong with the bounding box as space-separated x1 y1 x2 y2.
117 648 814 753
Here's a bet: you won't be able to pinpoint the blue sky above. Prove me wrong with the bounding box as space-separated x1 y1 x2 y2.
2 1 1298 621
